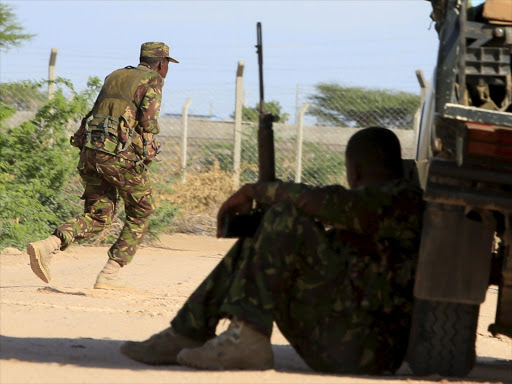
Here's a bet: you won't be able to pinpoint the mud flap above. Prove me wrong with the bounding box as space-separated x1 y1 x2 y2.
414 202 495 304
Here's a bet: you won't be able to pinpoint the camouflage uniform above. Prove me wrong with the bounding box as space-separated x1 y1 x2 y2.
55 43 174 266
170 179 424 374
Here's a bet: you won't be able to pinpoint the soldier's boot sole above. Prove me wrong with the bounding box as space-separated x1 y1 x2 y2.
27 242 50 284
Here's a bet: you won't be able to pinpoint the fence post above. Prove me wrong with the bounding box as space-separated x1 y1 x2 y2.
181 98 193 182
414 70 429 146
233 61 245 189
415 70 428 104
48 48 58 99
294 103 309 182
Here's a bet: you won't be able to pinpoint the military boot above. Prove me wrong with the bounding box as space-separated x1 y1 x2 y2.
27 235 62 283
176 318 273 370
120 327 205 365
94 259 134 290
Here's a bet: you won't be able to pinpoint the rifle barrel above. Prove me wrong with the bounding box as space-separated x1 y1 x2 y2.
257 22 264 115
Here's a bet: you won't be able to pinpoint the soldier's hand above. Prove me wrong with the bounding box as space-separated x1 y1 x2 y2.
216 184 254 238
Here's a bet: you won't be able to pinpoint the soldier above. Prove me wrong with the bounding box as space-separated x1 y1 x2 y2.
26 42 179 290
120 127 424 374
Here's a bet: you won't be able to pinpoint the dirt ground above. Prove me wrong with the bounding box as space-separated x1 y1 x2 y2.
1 233 511 384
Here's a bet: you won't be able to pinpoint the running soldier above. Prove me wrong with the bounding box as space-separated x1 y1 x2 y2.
121 127 424 374
27 42 178 290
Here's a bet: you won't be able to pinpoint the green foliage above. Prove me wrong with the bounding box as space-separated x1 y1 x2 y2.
0 102 16 122
239 105 258 123
308 83 420 129
146 201 180 240
296 142 346 186
147 161 180 239
0 3 35 51
0 77 100 250
231 100 290 123
197 123 259 181
200 140 235 172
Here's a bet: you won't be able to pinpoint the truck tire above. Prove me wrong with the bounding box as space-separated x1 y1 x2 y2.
407 298 480 377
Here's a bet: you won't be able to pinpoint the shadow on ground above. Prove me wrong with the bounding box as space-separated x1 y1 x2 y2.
0 334 316 372
0 334 510 382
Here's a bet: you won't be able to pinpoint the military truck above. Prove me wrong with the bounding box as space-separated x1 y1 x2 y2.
408 0 512 377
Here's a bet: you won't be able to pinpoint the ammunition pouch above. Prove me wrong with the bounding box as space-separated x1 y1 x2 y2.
71 112 138 154
87 114 120 144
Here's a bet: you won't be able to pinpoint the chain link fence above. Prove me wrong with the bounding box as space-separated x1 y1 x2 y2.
1 80 419 186
1 73 420 234
156 117 418 186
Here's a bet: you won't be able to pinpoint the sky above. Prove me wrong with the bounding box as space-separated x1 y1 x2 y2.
1 0 441 122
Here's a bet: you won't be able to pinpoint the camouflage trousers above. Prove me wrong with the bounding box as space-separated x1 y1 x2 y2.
171 202 407 374
54 148 155 266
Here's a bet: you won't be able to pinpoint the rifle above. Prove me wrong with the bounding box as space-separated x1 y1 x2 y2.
221 22 276 238
256 22 276 183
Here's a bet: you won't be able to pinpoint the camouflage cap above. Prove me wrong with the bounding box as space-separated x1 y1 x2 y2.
140 42 179 63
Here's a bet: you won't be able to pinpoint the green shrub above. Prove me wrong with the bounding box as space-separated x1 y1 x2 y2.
0 78 100 250
146 200 180 240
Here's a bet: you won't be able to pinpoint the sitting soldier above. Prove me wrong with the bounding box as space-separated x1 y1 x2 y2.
121 126 424 374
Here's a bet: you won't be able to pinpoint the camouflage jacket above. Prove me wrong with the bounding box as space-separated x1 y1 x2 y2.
80 64 163 162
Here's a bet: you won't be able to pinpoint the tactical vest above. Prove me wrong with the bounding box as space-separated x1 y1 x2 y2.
83 65 154 156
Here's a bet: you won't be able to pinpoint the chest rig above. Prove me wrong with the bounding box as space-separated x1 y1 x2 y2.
81 66 154 156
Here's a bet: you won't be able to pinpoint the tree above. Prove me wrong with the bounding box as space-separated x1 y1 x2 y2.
0 3 35 51
308 83 421 129
231 100 290 123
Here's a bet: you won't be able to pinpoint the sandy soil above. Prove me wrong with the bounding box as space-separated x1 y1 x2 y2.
1 233 511 384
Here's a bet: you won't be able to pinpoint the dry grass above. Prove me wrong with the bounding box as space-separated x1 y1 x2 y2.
160 161 235 214
158 161 236 235
170 213 217 236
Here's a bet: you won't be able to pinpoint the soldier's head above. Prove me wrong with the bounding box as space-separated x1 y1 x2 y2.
139 42 179 79
345 126 404 188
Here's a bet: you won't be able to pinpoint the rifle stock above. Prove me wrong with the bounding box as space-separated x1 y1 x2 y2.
221 22 275 238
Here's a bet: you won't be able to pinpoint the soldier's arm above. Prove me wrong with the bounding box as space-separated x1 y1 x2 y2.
136 73 163 134
251 181 392 231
